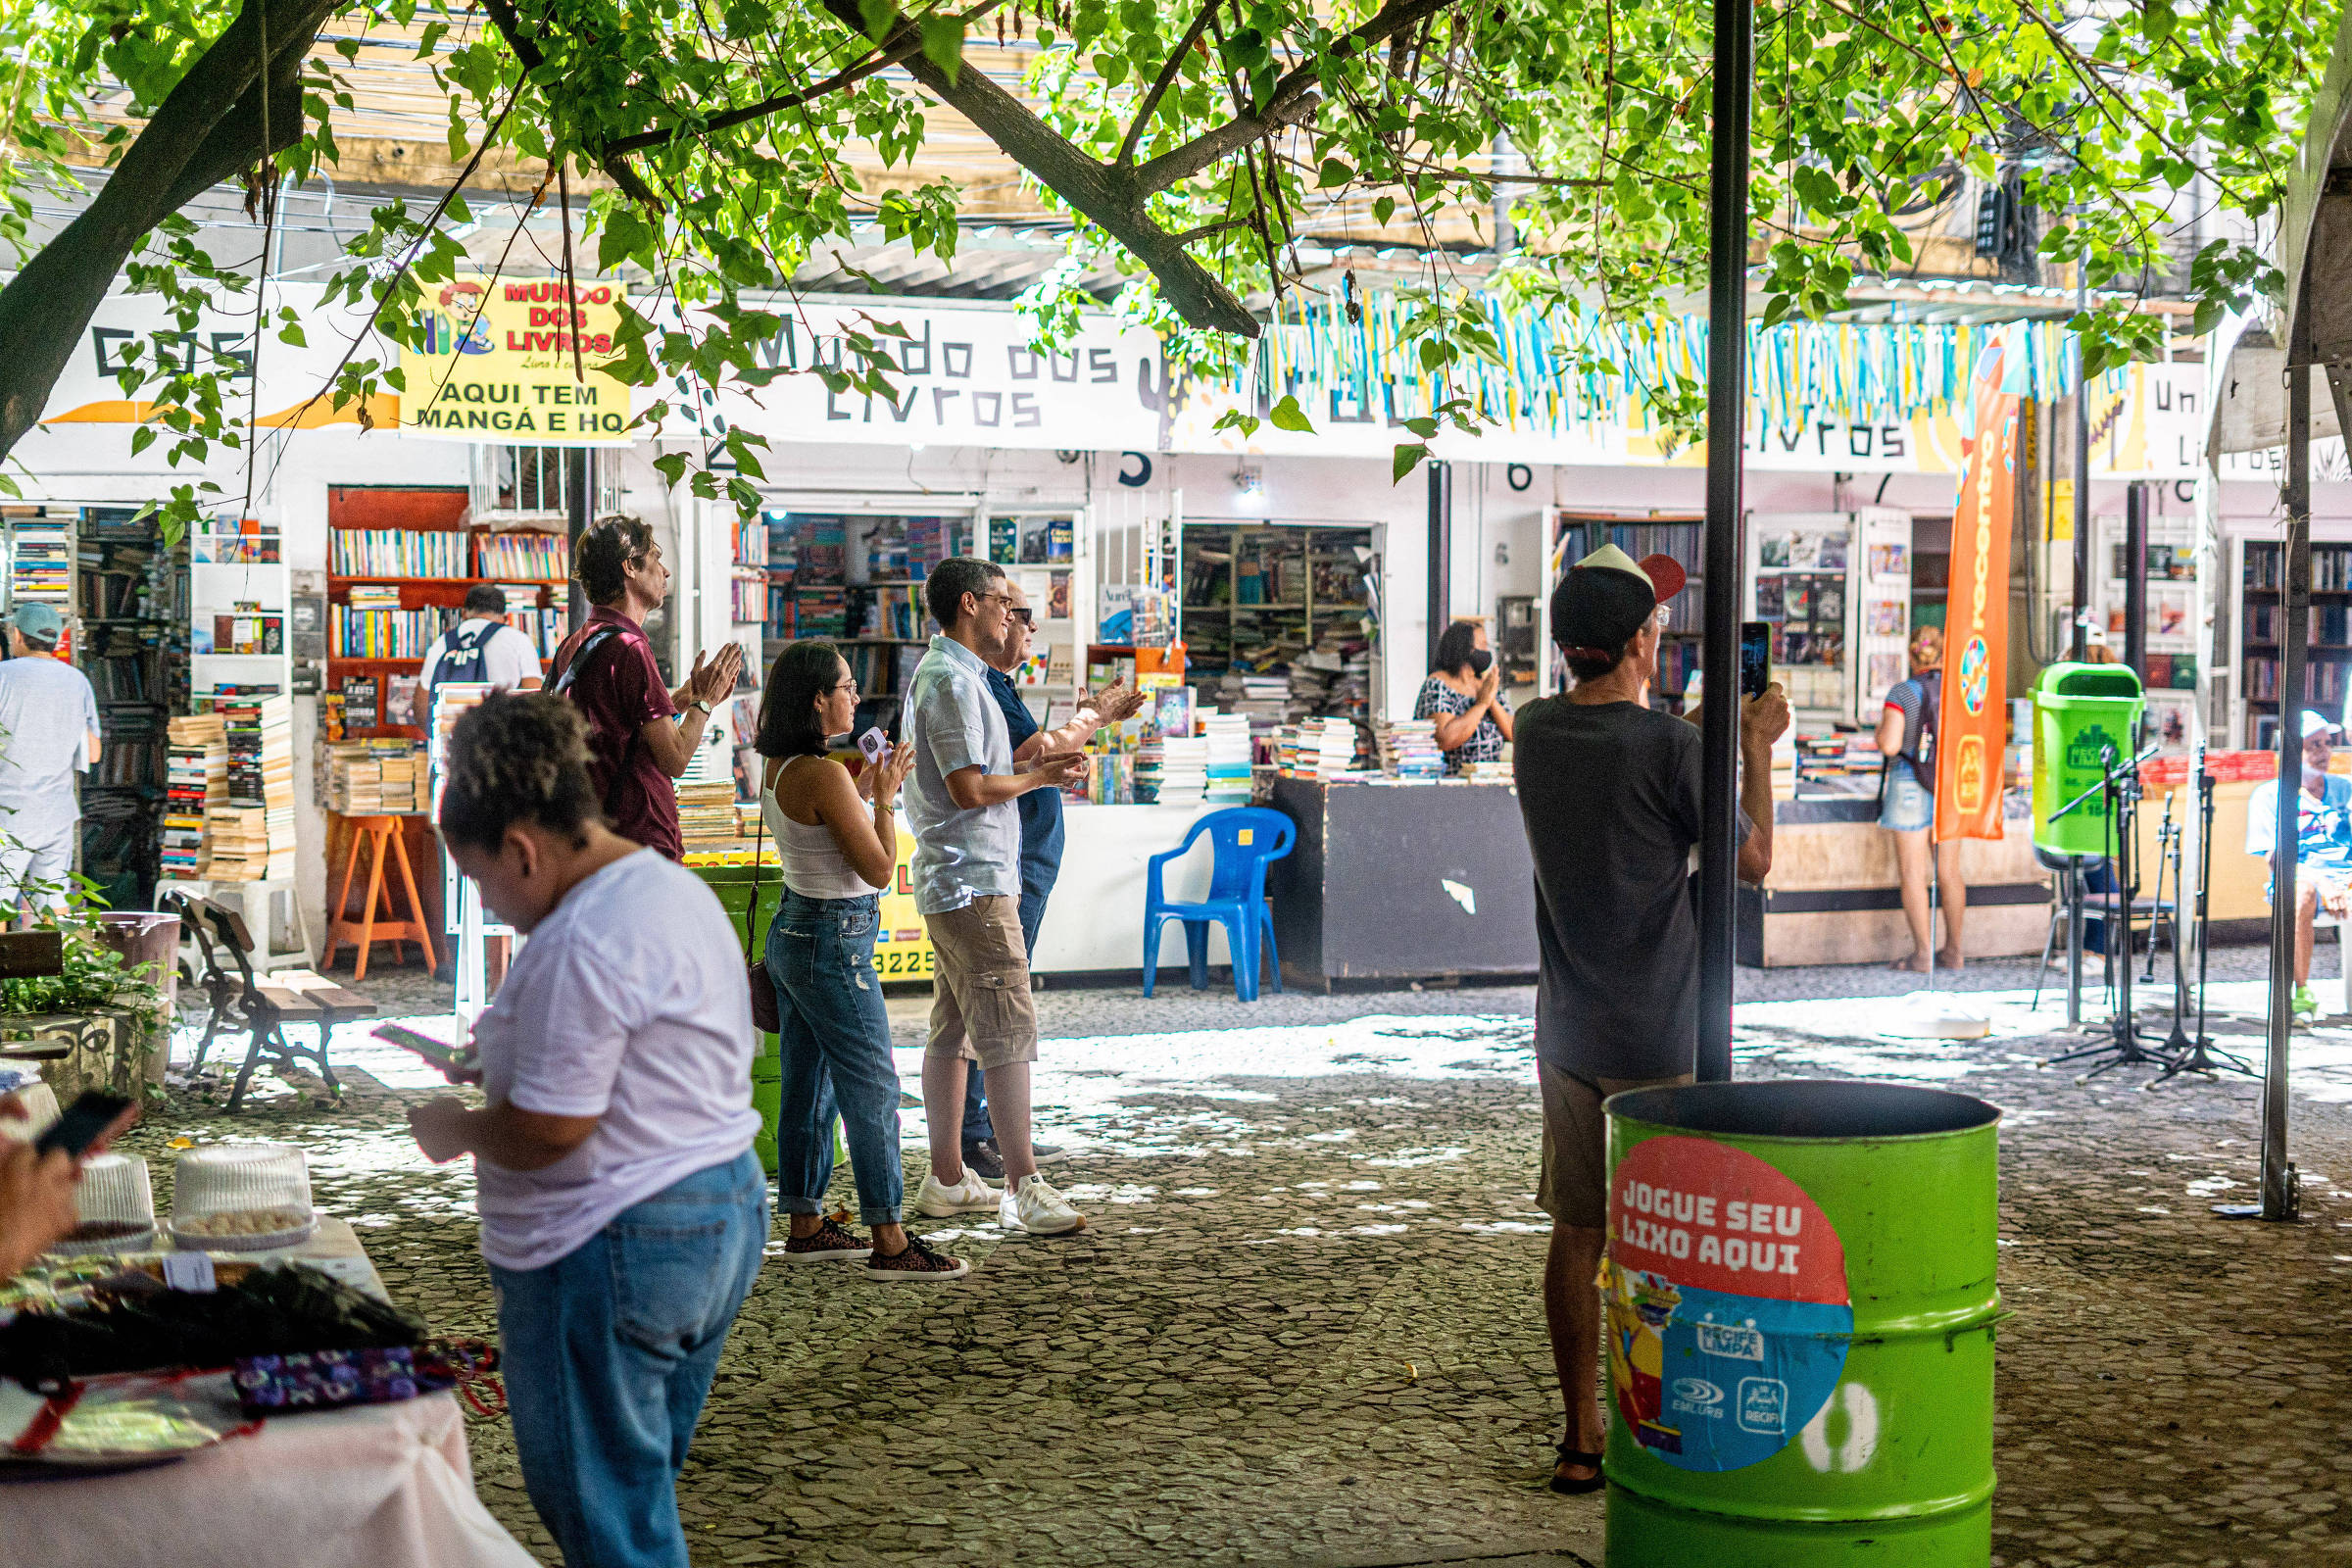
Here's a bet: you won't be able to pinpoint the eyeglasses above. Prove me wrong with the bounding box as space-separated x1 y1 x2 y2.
1007 606 1036 627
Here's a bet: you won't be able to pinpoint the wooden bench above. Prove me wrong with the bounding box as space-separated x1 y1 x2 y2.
169 894 376 1109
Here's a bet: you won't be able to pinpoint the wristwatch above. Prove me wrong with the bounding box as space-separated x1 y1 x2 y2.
686 698 711 716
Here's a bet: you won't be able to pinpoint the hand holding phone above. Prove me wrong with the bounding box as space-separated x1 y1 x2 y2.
1740 620 1771 699
373 1023 483 1086
34 1090 137 1159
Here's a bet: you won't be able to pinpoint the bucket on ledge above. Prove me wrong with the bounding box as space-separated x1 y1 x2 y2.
1600 1080 2001 1567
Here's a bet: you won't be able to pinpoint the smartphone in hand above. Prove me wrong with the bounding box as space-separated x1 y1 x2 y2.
1740 621 1771 699
35 1090 137 1158
374 1023 481 1084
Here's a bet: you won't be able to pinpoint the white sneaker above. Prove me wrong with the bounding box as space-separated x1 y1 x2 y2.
912 1166 1001 1217
1001 1173 1087 1235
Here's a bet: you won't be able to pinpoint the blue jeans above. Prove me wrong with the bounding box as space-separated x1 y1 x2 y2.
767 889 905 1223
960 887 1046 1147
491 1151 767 1568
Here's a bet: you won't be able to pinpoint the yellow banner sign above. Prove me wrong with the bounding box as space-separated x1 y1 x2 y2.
400 276 633 444
873 827 936 982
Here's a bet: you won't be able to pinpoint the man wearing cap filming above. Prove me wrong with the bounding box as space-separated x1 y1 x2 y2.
0 605 100 920
2245 709 2352 1022
1512 543 1790 1495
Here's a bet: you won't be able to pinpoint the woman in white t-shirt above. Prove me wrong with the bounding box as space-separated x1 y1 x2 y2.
754 640 966 1280
408 693 765 1568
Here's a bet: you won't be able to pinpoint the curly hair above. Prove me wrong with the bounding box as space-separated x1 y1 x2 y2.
756 641 849 760
437 692 603 851
577 516 655 605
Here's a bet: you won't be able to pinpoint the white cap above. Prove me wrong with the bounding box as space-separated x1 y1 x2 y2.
2302 709 2340 739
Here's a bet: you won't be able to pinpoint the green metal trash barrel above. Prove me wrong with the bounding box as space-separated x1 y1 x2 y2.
1601 1081 2001 1566
2031 662 2144 858
691 862 786 1173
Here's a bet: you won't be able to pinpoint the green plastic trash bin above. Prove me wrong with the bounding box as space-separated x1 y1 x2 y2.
2031 662 2144 858
1601 1081 2001 1567
693 862 786 1173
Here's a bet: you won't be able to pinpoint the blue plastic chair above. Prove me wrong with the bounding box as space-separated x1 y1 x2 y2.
1143 807 1298 1002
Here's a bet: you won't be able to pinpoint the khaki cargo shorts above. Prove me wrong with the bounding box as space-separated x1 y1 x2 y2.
1536 1061 1695 1230
925 894 1040 1071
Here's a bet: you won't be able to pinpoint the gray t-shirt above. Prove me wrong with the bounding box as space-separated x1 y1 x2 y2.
1513 696 1748 1080
902 634 1020 915
0 655 99 844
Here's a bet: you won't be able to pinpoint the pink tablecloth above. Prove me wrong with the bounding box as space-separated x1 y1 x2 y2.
0 1389 539 1568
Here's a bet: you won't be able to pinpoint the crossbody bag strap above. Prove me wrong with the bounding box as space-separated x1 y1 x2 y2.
553 626 641 817
745 767 763 953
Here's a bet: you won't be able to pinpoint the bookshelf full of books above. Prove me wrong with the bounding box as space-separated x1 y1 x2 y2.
74 506 189 904
5 509 74 641
1177 521 1379 754
325 485 567 739
756 511 983 743
1543 513 1706 709
2233 534 2352 748
190 515 292 714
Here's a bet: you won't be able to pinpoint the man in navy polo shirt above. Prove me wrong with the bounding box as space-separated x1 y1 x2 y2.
958 575 1145 1176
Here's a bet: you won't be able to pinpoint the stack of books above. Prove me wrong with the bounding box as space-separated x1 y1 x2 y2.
674 780 741 844
1203 712 1254 805
164 714 227 877
429 683 495 797
1277 717 1358 780
202 806 279 881
1460 760 1514 785
1137 733 1208 805
1375 718 1444 781
378 751 424 813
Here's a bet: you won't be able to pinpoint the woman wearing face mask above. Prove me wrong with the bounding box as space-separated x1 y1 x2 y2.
1415 617 1515 774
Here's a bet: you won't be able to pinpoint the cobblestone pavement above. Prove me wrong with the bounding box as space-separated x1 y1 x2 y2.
122 958 2352 1566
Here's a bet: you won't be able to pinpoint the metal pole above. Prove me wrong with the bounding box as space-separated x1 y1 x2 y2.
2071 260 2090 662
2260 301 2310 1223
1426 459 1452 666
1695 0 1753 1086
565 448 593 634
2064 858 2084 1027
2124 482 2148 684
2064 249 2091 1019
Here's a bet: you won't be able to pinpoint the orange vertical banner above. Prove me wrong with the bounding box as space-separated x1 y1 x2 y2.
1936 343 2020 843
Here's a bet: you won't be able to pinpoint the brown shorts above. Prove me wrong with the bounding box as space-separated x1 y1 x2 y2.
1537 1061 1695 1230
925 895 1040 1071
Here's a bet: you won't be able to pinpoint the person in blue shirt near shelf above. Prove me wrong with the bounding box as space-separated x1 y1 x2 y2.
2246 709 2352 1022
0 605 100 921
958 575 1145 1179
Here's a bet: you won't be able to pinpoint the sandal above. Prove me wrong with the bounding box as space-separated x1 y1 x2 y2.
1549 1442 1604 1495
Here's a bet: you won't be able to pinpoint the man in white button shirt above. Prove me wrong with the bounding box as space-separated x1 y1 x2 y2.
421 585 545 696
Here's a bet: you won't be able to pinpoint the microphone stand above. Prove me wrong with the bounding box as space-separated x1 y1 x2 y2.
2153 751 2256 1082
2043 743 2169 1078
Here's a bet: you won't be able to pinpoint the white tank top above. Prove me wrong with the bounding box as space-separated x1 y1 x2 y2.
761 767 884 900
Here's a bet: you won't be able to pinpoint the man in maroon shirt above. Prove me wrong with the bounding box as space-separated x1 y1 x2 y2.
551 517 743 859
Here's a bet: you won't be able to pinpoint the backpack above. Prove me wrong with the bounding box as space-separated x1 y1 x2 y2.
1900 673 1940 791
428 620 496 692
